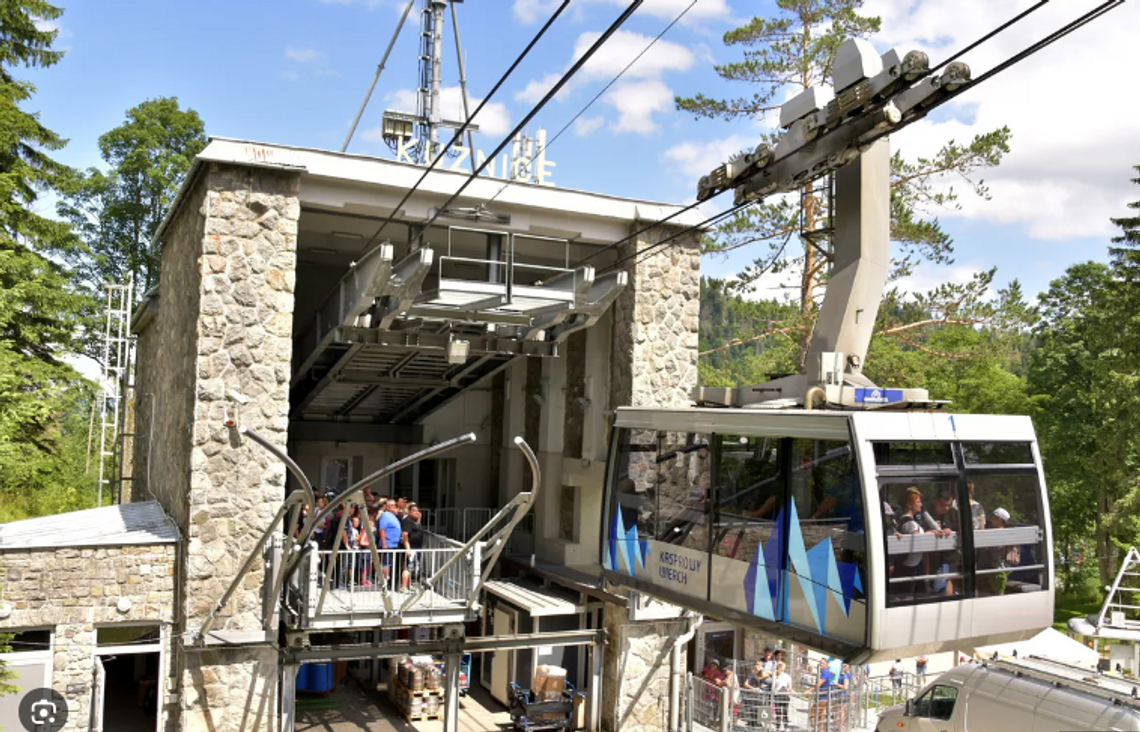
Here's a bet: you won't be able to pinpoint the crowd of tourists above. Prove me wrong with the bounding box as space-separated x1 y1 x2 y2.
698 647 934 732
299 489 426 591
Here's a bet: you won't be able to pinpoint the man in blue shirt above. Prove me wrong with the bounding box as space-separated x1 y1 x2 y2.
378 498 403 585
812 657 834 732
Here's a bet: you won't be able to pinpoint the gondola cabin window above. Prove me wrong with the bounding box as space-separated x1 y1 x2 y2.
874 441 1046 607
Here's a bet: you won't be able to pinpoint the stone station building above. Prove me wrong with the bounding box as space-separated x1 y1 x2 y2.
0 137 703 732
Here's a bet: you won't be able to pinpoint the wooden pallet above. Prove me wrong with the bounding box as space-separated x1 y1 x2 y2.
402 710 442 722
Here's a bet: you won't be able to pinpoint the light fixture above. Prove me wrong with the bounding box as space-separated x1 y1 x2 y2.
447 339 470 365
439 206 511 225
330 231 363 240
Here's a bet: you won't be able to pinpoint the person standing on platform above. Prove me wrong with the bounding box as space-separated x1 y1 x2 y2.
401 503 424 590
378 498 403 586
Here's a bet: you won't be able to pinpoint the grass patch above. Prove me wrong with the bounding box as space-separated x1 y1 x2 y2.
1053 596 1101 633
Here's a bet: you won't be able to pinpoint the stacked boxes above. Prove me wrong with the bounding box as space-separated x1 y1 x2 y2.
390 655 444 721
532 664 568 701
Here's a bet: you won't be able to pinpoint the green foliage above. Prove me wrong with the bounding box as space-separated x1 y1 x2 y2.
59 96 207 294
0 0 99 696
1027 168 1140 587
700 273 1031 413
699 277 799 385
0 632 15 698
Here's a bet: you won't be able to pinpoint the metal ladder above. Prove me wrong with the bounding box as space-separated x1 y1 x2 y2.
95 275 134 506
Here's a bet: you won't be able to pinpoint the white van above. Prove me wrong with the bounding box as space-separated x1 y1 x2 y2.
876 656 1140 732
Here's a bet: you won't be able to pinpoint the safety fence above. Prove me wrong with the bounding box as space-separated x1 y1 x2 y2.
686 669 923 732
420 507 494 543
298 546 476 617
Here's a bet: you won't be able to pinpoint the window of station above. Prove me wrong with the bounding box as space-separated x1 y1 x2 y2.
2 628 51 652
712 435 781 561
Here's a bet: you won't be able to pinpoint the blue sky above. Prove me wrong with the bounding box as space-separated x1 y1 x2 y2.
22 0 1138 304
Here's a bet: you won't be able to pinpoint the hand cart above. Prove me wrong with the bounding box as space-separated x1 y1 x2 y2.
508 680 576 731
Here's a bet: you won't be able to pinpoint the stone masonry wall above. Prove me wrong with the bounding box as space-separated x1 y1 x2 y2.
131 174 207 524
179 163 300 732
0 544 177 731
609 222 700 412
602 613 689 732
603 220 701 732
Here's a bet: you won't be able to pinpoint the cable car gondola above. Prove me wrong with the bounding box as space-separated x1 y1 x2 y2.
600 407 1052 663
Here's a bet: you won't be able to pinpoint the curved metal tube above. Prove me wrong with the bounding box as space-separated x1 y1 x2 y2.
400 436 541 614
240 426 316 521
804 386 826 410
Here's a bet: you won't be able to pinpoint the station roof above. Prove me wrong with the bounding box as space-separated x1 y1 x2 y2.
0 501 180 550
483 579 588 617
154 136 706 249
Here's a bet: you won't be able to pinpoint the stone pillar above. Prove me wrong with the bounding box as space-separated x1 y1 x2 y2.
608 222 700 412
179 163 300 732
602 221 700 732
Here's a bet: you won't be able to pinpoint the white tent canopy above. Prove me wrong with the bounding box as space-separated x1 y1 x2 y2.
972 627 1099 668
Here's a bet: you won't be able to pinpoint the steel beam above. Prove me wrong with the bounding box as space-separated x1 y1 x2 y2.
285 629 605 664
293 244 396 385
336 327 558 357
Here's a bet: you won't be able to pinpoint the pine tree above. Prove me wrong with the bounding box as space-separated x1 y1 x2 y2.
0 0 97 516
677 0 1014 364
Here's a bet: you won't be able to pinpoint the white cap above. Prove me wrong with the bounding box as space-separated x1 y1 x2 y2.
993 508 1011 522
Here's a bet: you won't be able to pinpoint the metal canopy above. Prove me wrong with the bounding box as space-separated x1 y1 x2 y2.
292 226 626 424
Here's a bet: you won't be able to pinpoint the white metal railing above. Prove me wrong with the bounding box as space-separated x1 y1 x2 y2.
304 547 474 617
688 673 862 732
423 507 497 543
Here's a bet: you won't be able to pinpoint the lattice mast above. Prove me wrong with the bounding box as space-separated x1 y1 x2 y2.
415 0 447 164
95 275 134 506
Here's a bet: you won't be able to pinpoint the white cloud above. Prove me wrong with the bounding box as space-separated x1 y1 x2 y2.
892 263 983 298
385 86 513 137
285 46 321 63
572 29 695 82
515 72 565 105
515 29 696 134
863 0 1140 241
513 0 561 23
574 116 605 137
513 0 730 24
603 79 676 133
662 134 755 180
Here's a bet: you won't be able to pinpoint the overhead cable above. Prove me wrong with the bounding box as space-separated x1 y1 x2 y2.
931 0 1051 72
480 0 699 209
593 0 1129 273
356 0 573 255
598 201 756 275
401 0 646 253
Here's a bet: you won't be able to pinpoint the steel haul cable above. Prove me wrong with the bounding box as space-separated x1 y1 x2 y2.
479 0 699 211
